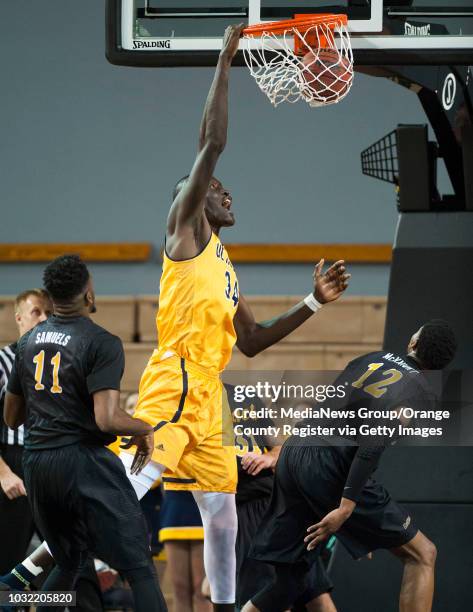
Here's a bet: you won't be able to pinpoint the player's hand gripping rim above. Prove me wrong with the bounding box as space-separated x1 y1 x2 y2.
220 23 245 61
120 430 154 475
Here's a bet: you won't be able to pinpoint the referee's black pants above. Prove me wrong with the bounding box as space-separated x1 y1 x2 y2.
0 444 35 574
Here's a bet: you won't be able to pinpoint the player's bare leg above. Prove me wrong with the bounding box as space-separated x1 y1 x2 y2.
165 541 194 611
242 595 336 612
390 531 437 612
306 593 338 612
190 541 212 612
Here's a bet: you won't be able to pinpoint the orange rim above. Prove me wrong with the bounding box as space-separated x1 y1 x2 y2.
243 13 348 38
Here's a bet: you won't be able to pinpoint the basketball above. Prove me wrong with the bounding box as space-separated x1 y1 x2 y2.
301 48 351 100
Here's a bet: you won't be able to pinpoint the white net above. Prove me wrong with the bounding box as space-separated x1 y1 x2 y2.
243 20 353 108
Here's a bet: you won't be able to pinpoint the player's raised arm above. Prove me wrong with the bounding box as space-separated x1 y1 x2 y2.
167 25 243 250
235 259 350 357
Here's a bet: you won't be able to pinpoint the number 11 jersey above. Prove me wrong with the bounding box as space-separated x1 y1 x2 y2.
7 315 124 450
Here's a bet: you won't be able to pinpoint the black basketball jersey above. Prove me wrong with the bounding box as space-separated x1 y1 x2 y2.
315 350 436 472
335 350 433 420
7 315 124 450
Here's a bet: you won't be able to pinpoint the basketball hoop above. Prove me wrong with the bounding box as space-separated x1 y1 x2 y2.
242 14 353 108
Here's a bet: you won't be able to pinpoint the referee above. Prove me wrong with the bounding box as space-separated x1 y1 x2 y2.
0 289 51 574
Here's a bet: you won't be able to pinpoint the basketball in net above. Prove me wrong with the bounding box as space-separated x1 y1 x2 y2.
242 14 354 108
301 48 352 103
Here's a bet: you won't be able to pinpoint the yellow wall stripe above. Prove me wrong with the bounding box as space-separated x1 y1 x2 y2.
224 244 392 264
0 243 152 263
0 243 391 264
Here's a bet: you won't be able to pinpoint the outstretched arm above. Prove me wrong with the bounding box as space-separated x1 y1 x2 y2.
234 259 350 357
93 389 151 437
304 410 403 550
167 25 243 257
303 445 385 550
94 389 153 475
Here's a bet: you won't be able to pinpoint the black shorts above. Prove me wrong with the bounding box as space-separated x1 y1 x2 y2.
23 444 151 571
140 485 164 556
237 495 333 610
250 440 418 564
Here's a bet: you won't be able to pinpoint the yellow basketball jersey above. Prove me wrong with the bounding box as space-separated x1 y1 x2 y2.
156 232 238 374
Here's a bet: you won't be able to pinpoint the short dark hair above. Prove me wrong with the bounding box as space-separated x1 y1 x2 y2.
172 175 190 201
15 288 51 311
43 255 90 302
416 319 457 369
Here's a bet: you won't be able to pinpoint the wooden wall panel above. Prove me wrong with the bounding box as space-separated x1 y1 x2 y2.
93 297 137 342
0 296 387 391
122 343 154 392
122 343 383 391
361 297 387 343
137 296 159 342
324 344 381 370
0 298 17 344
227 345 325 371
136 296 387 345
238 296 293 323
286 297 364 344
0 296 387 347
0 297 137 344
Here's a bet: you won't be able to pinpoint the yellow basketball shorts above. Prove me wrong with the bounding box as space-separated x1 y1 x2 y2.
125 352 237 493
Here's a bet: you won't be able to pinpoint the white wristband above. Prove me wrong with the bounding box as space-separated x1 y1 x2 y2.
304 293 323 312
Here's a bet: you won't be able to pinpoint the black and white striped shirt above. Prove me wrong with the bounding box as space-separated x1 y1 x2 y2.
0 343 24 446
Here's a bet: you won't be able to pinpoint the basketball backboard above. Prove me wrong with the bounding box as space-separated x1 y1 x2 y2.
106 0 473 67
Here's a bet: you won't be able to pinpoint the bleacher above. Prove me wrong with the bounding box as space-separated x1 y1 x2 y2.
0 296 386 393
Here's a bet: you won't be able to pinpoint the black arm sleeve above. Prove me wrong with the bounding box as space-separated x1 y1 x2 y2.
86 334 125 395
342 445 386 502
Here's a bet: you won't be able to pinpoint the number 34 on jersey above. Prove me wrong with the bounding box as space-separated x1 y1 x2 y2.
216 241 239 308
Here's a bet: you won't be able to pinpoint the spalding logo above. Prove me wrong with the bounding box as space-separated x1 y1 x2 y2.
133 39 171 50
404 23 431 36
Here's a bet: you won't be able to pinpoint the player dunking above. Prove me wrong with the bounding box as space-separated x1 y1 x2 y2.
242 320 457 612
115 24 350 612
1 26 349 611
